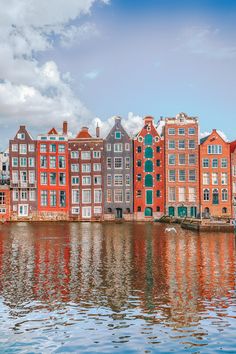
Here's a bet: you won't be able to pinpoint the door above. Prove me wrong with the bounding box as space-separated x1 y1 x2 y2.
145 207 153 217
18 204 28 217
178 206 187 217
190 206 197 218
146 190 153 205
116 208 123 219
169 206 175 216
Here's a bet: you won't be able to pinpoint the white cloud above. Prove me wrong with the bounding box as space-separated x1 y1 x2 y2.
85 69 101 80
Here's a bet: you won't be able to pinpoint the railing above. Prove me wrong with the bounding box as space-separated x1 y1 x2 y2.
10 181 37 188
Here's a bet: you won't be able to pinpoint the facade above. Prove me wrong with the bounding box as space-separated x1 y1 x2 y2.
0 148 10 185
103 116 133 220
9 126 37 220
37 122 69 220
163 113 199 218
133 116 165 220
200 130 232 218
0 185 10 221
68 126 103 221
230 141 236 219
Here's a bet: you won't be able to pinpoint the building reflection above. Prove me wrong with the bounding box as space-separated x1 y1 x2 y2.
0 223 235 328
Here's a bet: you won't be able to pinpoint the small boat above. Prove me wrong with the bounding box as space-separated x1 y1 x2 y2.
165 227 177 233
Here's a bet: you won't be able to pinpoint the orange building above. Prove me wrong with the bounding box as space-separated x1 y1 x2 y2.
163 113 199 218
0 185 10 221
200 129 231 218
133 116 165 220
230 141 236 219
36 122 69 220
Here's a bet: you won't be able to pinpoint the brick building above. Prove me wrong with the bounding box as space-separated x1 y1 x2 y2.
103 116 133 220
200 130 231 218
37 122 69 220
133 116 165 220
0 185 10 221
9 126 37 219
163 113 199 218
230 141 236 219
68 126 103 221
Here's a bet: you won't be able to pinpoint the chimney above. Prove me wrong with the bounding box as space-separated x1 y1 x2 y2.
96 122 100 138
63 121 68 135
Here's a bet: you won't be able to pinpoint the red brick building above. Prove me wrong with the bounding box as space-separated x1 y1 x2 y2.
0 185 10 221
230 141 236 219
68 126 103 221
200 130 231 218
37 122 69 220
133 116 165 220
163 113 199 218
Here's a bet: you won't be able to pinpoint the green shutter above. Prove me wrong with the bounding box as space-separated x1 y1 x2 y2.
145 174 153 187
145 160 153 172
144 134 152 145
146 190 153 205
145 147 153 158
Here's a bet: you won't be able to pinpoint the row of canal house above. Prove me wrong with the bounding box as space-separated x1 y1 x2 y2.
4 112 236 221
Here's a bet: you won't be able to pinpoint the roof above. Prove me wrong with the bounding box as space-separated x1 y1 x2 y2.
76 128 92 139
230 140 236 153
48 128 58 135
200 135 210 144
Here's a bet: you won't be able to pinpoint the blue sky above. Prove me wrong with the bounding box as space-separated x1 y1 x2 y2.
0 0 236 148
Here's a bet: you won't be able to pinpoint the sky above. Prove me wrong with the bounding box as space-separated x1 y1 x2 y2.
0 0 236 149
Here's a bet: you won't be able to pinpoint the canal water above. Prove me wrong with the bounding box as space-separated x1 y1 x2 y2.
0 222 235 353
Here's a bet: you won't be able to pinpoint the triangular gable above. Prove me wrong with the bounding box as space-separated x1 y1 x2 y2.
48 128 58 135
201 130 227 145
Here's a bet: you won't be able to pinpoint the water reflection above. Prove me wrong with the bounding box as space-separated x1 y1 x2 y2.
0 222 235 353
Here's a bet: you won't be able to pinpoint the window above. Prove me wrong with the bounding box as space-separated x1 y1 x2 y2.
137 160 142 167
189 154 196 165
114 189 123 202
178 128 185 135
179 170 186 182
189 187 196 202
59 156 65 168
203 189 210 201
125 174 130 186
169 170 176 182
41 190 48 206
203 158 209 168
178 187 185 202
156 146 160 153
189 170 196 181
20 171 27 183
115 131 121 139
50 144 56 152
137 174 142 181
72 207 80 214
82 176 91 185
29 144 35 152
212 189 219 204
168 128 175 135
13 190 19 201
169 187 176 201
82 164 91 173
94 207 102 214
94 176 102 185
125 157 130 169
222 207 227 214
17 133 25 140
145 147 153 158
114 157 123 169
156 174 161 181
21 189 27 201
93 151 101 158
50 191 57 207
0 192 5 205
40 144 47 153
50 156 56 168
221 172 228 185
221 158 227 168
125 190 131 203
137 206 141 212
114 143 122 152
12 144 18 152
60 191 66 207
144 134 152 145
188 140 195 149
93 163 101 171
212 158 218 168
125 143 130 151
189 127 196 135
59 173 66 185
28 157 35 167
168 154 176 165
71 151 79 159
145 160 153 172
94 190 102 203
114 175 123 186
208 145 222 154
71 190 79 204
50 173 56 185
179 154 185 165
106 143 111 151
81 151 91 160
71 164 79 172
82 207 91 218
40 172 47 185
107 157 112 169
20 157 27 167
29 171 35 184
58 144 65 153
222 189 228 201
137 146 142 153
107 189 112 203
233 166 236 177
72 176 79 185
156 190 161 197
178 140 185 149
20 144 27 154
12 157 18 167
145 174 153 187
82 190 91 203
107 175 112 186
168 140 175 149
137 190 142 197
203 172 210 185
212 172 218 185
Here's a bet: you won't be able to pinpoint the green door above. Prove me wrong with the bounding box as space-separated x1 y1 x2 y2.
178 206 187 217
145 207 153 216
190 206 197 218
146 190 153 205
169 206 175 216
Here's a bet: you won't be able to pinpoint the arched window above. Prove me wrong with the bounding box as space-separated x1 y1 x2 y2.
145 160 153 172
222 207 227 214
203 189 210 201
145 174 153 187
144 134 152 145
145 207 153 216
213 189 219 205
222 189 228 201
145 147 153 158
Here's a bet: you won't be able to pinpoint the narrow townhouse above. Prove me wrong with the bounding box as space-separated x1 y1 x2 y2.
9 125 37 219
68 125 103 221
0 148 10 185
163 113 199 218
200 129 231 218
230 141 236 219
0 185 10 221
103 116 133 220
133 116 165 220
37 122 69 220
